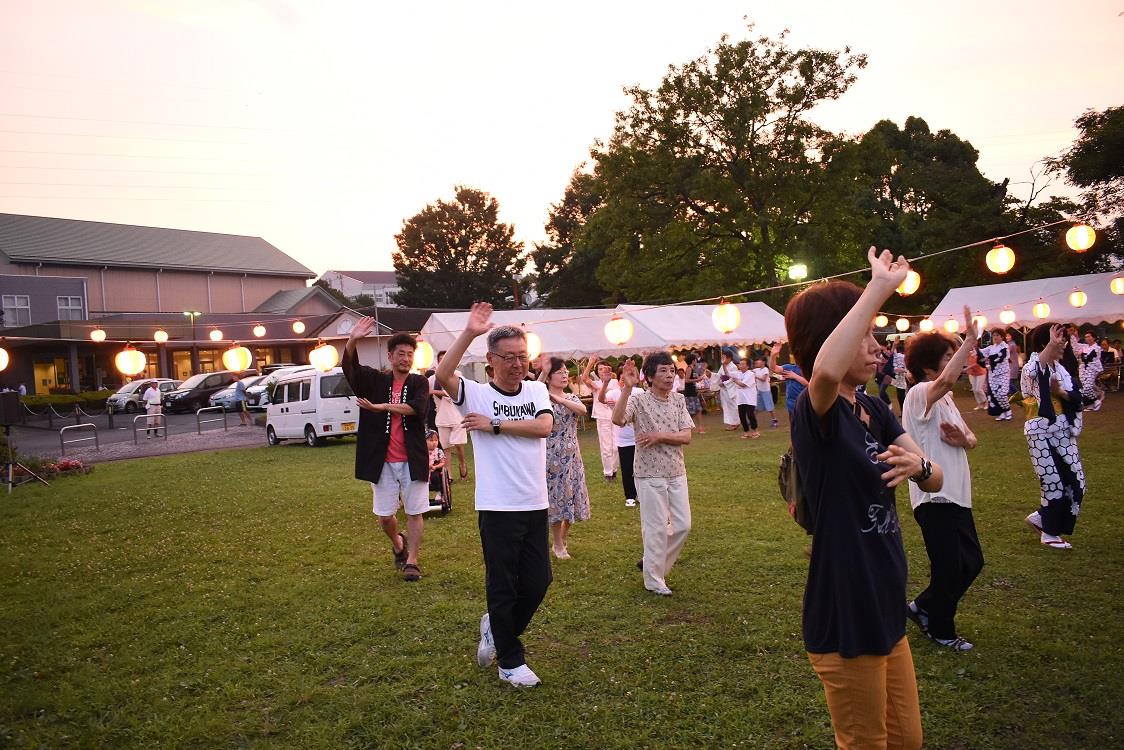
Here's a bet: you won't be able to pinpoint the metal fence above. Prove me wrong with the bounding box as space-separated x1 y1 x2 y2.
59 423 99 456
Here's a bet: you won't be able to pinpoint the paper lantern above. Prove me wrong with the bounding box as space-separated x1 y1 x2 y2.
944 318 960 334
712 298 740 334
412 339 434 370
309 340 340 372
524 331 543 361
292 321 305 335
153 329 169 344
222 344 253 372
209 329 223 342
874 314 889 328
1111 276 1124 296
895 318 910 332
1065 224 1095 252
788 263 808 281
115 344 147 376
896 270 921 297
1032 301 1050 319
919 318 934 332
604 315 634 346
90 328 107 343
999 308 1016 325
972 314 988 331
0 347 8 372
986 244 1015 274
253 324 267 338
1069 289 1087 309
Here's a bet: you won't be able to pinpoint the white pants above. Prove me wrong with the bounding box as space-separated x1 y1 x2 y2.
720 388 739 425
145 403 162 430
595 418 618 477
636 475 691 591
968 373 988 407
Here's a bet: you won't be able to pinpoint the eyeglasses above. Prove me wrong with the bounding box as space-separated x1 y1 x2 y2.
489 351 530 365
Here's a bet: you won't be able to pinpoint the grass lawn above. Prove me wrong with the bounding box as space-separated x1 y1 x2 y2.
2 389 1122 749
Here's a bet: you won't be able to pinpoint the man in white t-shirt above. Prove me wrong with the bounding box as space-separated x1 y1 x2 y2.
142 381 163 438
429 350 469 480
580 356 619 481
436 302 554 688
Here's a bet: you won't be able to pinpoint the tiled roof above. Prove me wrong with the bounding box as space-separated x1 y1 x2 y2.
254 286 342 314
324 270 399 284
0 213 314 277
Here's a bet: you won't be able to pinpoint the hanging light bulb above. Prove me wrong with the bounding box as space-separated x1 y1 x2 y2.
999 307 1017 325
896 270 921 297
919 318 934 332
209 329 223 342
115 343 147 376
524 331 543 361
0 347 8 372
253 324 267 338
712 298 740 334
972 313 988 331
604 315 634 346
412 339 434 370
985 244 1015 274
153 329 169 344
1032 300 1051 319
221 343 253 372
874 314 889 328
944 318 960 334
1069 288 1087 308
292 321 305 335
1065 223 1096 252
90 328 107 343
895 318 910 332
1111 276 1124 296
788 263 808 281
309 339 340 372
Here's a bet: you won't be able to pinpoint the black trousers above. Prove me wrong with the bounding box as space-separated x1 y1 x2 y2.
617 445 637 501
738 403 757 432
877 379 892 405
478 509 552 669
913 503 984 640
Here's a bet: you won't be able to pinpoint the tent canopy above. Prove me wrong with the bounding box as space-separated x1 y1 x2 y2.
418 302 787 364
930 271 1124 329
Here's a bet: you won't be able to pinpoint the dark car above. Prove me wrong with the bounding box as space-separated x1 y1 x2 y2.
162 370 242 413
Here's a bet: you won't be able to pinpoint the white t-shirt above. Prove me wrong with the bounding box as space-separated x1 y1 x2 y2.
589 377 618 420
734 370 756 406
902 381 972 510
429 371 463 427
602 383 635 447
143 386 161 407
454 377 552 512
752 366 771 392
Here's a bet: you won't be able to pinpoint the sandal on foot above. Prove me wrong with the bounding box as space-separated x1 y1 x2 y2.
1041 538 1072 550
402 563 422 582
393 533 408 570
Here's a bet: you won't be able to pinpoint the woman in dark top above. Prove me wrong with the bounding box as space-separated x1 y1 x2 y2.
785 247 944 750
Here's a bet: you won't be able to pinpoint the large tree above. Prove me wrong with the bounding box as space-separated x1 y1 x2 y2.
1048 106 1124 217
587 29 868 307
392 186 525 308
530 169 607 307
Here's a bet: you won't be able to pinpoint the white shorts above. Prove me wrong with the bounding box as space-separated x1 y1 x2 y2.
437 424 467 447
371 462 429 517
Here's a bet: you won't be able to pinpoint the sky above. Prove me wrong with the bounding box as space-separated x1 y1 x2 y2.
1 0 1121 278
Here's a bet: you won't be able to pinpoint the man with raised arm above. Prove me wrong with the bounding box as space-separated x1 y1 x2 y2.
612 352 694 597
342 318 431 583
435 302 555 688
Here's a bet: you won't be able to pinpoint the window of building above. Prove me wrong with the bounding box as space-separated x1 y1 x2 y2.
57 296 84 320
1 295 30 327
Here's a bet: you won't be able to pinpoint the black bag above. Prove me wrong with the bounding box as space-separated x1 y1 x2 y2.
778 445 814 534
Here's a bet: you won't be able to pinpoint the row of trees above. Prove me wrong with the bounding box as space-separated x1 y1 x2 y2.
392 29 1122 313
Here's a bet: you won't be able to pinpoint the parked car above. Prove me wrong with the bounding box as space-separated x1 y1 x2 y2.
261 362 301 375
266 367 357 446
162 370 243 413
248 365 314 410
209 374 269 411
106 378 181 413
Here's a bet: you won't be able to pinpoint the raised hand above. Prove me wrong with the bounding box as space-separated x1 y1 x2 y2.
962 305 977 344
348 316 377 343
464 302 495 339
619 359 639 388
867 245 910 291
939 421 972 448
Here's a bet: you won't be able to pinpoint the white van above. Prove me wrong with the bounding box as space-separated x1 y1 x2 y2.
265 367 358 446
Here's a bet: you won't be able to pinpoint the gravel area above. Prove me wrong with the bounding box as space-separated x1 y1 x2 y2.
53 425 268 464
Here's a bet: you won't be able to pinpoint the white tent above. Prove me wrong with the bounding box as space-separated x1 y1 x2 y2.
929 271 1124 329
616 302 788 349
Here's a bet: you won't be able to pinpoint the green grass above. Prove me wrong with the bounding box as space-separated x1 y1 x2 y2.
2 390 1122 749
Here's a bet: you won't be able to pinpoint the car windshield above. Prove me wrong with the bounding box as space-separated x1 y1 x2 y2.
177 373 209 390
320 374 354 398
114 382 142 395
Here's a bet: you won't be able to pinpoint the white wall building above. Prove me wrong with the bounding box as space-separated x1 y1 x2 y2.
319 270 401 306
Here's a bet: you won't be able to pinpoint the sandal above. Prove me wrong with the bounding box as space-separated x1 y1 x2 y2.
1041 538 1072 550
402 563 422 582
393 533 408 570
459 465 469 480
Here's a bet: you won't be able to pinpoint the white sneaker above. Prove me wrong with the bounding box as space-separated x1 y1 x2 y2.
625 498 637 508
647 586 673 597
476 613 496 667
498 663 541 687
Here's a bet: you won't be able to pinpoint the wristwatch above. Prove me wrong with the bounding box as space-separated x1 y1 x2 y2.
491 417 501 435
909 457 933 484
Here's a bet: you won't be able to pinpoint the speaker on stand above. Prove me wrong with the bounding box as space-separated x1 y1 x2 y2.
1 391 48 494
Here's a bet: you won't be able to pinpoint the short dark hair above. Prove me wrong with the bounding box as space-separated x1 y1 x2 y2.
642 351 674 380
684 353 697 366
437 350 447 359
905 331 955 383
546 356 567 379
784 281 864 377
387 333 416 353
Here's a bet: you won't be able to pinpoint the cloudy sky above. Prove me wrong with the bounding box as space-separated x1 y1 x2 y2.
1 0 1121 277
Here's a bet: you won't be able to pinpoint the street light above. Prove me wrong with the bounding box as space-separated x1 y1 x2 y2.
183 311 202 375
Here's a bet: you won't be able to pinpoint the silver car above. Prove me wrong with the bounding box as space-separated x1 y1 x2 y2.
209 374 269 411
107 378 181 413
247 365 315 410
